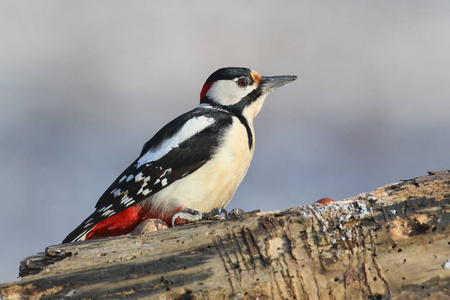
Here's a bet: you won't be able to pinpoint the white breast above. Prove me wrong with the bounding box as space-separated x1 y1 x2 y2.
147 116 254 219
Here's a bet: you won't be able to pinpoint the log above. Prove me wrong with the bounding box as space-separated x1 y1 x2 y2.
1 171 449 299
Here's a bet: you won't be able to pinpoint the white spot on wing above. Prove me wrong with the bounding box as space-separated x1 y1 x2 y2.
142 189 152 196
111 189 121 197
126 174 134 182
101 209 115 217
121 195 135 207
161 178 168 186
83 217 94 229
159 168 172 178
137 116 215 168
98 204 112 213
135 172 144 182
119 175 127 183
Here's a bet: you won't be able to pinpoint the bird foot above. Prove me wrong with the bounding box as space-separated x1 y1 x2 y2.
227 208 245 218
203 207 228 219
171 207 227 226
132 219 169 236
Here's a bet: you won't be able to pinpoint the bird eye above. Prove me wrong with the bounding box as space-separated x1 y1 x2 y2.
237 77 250 87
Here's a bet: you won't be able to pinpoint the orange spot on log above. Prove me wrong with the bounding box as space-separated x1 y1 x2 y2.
315 198 336 205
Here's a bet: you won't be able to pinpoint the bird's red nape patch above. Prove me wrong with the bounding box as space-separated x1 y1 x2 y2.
200 80 215 102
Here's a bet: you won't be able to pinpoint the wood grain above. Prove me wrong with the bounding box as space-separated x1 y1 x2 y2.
1 171 449 299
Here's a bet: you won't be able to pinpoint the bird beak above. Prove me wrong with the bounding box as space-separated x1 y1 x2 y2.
260 75 297 93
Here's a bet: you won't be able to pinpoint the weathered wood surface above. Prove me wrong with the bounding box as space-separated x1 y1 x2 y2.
1 171 449 299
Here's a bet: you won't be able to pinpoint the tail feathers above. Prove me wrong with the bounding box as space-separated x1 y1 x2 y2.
62 221 96 243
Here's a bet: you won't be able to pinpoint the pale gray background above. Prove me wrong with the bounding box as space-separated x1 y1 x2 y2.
1 1 449 283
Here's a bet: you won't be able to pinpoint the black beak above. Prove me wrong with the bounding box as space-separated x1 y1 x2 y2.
260 75 297 93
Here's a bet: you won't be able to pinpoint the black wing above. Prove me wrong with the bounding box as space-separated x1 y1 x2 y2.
63 107 233 243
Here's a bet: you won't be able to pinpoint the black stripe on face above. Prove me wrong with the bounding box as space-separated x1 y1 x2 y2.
227 87 265 151
202 86 264 151
200 68 263 151
228 86 263 113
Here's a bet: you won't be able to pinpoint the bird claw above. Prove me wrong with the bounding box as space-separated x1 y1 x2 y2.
171 207 227 226
202 207 227 219
172 208 202 226
228 208 245 218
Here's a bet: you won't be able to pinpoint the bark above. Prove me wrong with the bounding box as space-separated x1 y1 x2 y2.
1 171 449 299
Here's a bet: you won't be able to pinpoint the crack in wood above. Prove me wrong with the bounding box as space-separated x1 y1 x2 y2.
2 171 449 299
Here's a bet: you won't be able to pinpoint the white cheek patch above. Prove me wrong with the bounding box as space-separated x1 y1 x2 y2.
137 116 216 168
206 80 255 106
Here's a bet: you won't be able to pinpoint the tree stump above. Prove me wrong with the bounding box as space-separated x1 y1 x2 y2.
1 171 449 299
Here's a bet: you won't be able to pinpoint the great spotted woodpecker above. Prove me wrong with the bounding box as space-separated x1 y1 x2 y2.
63 67 296 243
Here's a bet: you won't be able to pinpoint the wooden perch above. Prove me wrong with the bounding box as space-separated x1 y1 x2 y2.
1 171 449 299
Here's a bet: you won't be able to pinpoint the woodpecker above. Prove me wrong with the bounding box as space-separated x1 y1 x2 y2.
63 67 297 243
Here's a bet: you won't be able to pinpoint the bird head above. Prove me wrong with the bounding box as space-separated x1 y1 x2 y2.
200 67 297 121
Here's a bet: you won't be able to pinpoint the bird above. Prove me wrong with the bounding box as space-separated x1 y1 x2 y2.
63 67 297 243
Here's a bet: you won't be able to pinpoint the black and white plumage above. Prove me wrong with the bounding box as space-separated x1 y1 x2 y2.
63 67 297 243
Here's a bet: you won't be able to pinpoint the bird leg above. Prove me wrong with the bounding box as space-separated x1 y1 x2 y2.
171 207 227 226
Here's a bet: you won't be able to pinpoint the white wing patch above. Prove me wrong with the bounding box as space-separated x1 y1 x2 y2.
137 182 148 194
101 209 115 217
99 204 112 212
137 116 216 168
119 175 127 183
120 195 134 207
135 172 144 182
111 188 121 197
142 189 152 196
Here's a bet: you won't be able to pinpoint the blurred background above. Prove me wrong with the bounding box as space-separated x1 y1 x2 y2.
1 1 449 283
